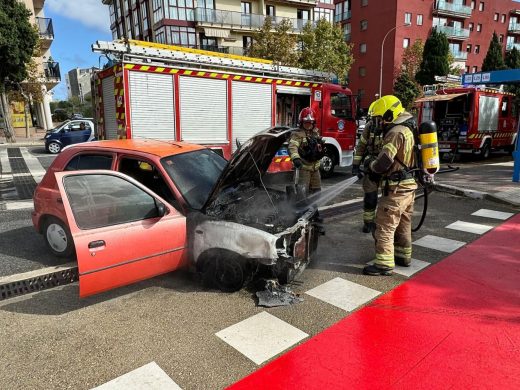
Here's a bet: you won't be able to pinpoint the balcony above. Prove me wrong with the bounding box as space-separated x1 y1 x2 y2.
35 17 54 48
334 11 351 23
200 45 246 56
506 42 520 51
434 0 472 18
509 22 520 33
268 0 316 6
436 25 470 40
450 49 468 61
43 62 61 85
194 8 315 33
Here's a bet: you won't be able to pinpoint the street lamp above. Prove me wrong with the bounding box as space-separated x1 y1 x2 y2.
379 22 411 97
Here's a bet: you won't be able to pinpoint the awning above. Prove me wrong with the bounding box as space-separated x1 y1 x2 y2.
204 28 230 38
415 92 469 103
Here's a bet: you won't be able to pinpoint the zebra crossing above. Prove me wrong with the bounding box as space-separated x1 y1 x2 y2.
90 206 515 389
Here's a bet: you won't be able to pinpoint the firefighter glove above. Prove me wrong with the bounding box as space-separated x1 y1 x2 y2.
293 158 303 169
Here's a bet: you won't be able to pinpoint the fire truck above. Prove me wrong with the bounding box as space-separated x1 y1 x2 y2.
91 40 357 175
416 84 517 159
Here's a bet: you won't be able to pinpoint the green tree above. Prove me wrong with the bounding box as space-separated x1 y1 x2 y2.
505 47 520 116
482 32 506 71
415 28 450 86
393 71 421 110
401 40 424 81
299 19 354 83
248 17 299 66
0 0 39 142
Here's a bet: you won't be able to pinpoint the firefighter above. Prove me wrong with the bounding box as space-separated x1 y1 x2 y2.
352 101 384 233
289 107 326 195
362 95 418 276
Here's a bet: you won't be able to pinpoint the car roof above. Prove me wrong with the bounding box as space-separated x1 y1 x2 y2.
66 139 206 158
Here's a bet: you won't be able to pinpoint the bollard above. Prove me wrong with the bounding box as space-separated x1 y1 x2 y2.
513 151 520 183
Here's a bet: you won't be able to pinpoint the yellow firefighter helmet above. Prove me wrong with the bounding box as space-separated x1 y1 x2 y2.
370 95 404 123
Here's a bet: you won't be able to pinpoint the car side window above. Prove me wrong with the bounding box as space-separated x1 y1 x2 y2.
65 154 113 171
63 174 162 230
118 157 180 210
69 122 91 131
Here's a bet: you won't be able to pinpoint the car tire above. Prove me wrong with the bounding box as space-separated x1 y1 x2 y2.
47 142 62 154
320 149 336 178
480 141 491 160
43 217 75 258
201 252 246 292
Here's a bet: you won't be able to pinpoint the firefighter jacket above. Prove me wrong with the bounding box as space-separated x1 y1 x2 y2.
369 112 418 191
289 127 325 171
353 120 383 166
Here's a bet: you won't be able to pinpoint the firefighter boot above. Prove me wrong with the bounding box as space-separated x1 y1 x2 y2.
395 257 411 267
363 264 393 276
362 221 376 233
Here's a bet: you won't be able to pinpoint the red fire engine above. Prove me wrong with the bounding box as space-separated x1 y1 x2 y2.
416 84 517 158
91 40 357 175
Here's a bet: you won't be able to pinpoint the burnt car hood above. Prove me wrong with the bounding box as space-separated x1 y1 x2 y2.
202 126 293 210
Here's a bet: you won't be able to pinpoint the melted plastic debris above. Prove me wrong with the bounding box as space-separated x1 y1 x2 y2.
256 279 304 307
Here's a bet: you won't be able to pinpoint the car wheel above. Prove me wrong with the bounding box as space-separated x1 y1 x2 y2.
320 149 336 178
480 141 491 160
47 142 62 154
43 217 75 258
213 257 245 292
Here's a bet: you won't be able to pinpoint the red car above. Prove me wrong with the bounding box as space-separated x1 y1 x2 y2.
32 127 320 297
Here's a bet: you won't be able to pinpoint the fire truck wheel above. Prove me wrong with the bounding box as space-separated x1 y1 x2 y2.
320 149 336 178
480 141 491 160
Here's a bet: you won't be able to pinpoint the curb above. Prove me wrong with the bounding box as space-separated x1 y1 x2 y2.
0 142 45 147
434 182 520 208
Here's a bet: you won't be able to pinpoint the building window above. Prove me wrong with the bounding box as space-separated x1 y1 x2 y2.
473 66 478 73
417 14 423 26
314 8 332 23
499 34 504 43
466 44 472 52
403 38 410 48
199 34 217 50
109 4 116 24
153 0 165 22
477 23 482 32
465 66 470 73
479 2 484 11
475 45 480 54
360 43 367 53
155 26 166 43
360 19 368 30
404 12 411 25
469 22 474 31
266 5 275 17
243 35 252 50
361 0 368 7
241 2 251 14
502 14 506 23
298 9 311 20
471 1 475 9
169 26 196 47
199 0 214 8
494 13 499 21
167 0 195 21
343 23 351 41
359 67 366 77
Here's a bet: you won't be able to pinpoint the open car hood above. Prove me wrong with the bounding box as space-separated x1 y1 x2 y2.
203 126 293 210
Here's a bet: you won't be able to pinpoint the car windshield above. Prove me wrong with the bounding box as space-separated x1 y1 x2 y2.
51 120 70 132
161 149 227 210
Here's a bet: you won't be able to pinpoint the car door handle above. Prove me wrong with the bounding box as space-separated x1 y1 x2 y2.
88 240 106 249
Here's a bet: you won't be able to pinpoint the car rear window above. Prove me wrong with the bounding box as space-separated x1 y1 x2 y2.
65 154 113 171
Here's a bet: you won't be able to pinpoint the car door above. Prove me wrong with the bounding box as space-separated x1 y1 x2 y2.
55 170 187 298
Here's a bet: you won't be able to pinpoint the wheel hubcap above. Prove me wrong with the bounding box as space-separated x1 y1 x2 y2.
49 143 60 153
46 223 68 253
321 156 333 171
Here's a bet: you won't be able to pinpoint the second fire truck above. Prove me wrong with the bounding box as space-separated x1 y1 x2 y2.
91 40 358 175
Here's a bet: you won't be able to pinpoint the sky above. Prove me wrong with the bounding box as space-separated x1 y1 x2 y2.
44 0 112 101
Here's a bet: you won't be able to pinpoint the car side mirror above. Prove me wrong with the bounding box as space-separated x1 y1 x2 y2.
156 201 167 217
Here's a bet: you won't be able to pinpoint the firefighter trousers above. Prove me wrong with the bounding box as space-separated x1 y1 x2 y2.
362 175 380 224
297 165 322 192
373 189 415 269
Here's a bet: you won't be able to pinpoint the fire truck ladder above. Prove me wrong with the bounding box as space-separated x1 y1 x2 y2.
92 40 336 82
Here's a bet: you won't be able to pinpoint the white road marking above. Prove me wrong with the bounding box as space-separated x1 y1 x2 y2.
446 220 493 235
91 362 182 390
471 209 514 220
413 235 466 253
305 277 380 312
215 311 308 365
2 200 33 210
487 161 514 167
0 148 12 175
20 147 46 183
367 258 430 277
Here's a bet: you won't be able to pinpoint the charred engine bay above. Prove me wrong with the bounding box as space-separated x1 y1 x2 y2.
206 182 300 234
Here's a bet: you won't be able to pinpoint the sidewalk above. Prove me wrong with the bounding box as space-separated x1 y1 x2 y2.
0 127 46 147
228 213 520 389
435 158 520 207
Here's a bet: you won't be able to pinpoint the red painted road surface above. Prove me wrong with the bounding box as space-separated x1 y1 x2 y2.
229 215 520 389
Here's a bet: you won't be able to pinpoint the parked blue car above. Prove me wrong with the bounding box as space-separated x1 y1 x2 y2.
44 119 96 154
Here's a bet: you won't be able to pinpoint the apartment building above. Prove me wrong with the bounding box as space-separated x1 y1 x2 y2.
17 0 60 132
103 0 334 55
66 67 99 102
336 0 520 109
